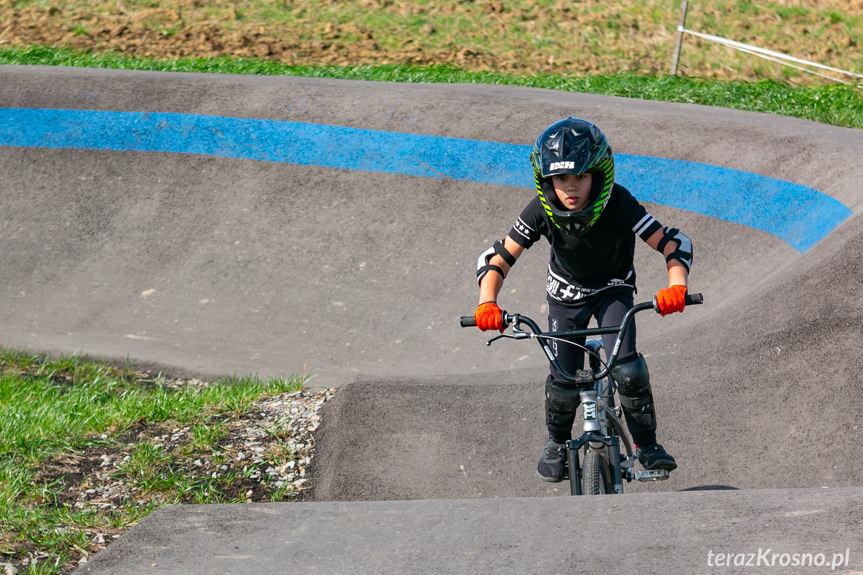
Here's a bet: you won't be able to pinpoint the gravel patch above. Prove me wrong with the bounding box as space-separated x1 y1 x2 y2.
26 385 335 574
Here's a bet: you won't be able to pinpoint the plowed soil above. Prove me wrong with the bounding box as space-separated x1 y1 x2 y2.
1 0 861 82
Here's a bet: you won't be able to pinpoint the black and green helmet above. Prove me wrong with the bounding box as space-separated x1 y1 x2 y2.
529 117 615 236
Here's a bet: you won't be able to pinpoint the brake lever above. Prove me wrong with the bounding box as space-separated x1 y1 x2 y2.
486 329 532 346
486 333 515 346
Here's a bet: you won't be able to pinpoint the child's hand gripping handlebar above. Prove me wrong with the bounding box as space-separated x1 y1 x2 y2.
656 291 703 312
473 301 505 332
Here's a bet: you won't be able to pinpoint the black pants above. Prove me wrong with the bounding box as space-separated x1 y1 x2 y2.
547 289 636 380
545 289 658 445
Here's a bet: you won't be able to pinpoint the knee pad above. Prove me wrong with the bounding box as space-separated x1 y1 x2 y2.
545 375 580 439
611 353 657 441
611 352 651 397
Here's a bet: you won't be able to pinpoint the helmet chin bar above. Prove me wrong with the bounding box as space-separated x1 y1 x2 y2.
556 211 593 236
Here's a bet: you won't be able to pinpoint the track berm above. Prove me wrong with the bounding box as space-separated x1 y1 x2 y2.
1 66 861 573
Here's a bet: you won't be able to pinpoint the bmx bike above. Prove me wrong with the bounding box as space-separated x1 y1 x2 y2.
461 292 703 495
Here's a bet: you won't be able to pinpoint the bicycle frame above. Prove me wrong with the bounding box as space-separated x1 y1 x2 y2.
461 293 703 495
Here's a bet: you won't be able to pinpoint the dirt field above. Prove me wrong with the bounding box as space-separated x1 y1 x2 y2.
2 0 861 82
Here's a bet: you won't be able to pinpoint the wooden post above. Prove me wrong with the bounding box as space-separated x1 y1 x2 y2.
670 0 689 76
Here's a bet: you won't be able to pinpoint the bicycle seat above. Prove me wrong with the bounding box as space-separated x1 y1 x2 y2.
585 339 603 354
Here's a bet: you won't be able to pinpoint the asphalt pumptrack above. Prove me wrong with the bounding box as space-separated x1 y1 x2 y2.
1 66 862 573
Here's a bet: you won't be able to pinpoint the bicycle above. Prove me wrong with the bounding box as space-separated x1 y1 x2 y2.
460 292 703 495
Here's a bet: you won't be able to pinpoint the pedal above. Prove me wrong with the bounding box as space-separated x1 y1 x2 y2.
632 469 670 482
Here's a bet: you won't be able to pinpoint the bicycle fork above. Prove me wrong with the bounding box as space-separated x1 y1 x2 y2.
569 386 669 494
568 435 625 495
567 387 625 495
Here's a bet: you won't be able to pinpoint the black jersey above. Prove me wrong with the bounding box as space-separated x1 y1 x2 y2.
507 183 662 304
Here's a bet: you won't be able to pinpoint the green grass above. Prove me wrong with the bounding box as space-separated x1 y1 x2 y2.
0 350 305 574
1 45 861 129
0 3 858 574
0 4 861 569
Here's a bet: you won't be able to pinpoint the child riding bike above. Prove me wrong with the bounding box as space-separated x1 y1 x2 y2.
473 117 693 483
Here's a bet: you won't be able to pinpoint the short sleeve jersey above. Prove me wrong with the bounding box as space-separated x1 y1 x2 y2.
507 183 662 303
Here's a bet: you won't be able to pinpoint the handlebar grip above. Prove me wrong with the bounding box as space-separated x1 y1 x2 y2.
460 316 477 327
685 292 704 305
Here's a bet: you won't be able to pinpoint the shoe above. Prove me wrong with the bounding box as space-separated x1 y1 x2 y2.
636 443 677 471
536 439 567 482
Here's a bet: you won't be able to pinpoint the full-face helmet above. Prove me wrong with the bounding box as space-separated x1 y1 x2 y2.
529 117 615 235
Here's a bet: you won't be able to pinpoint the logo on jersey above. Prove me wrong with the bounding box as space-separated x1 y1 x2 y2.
512 217 534 240
546 270 635 302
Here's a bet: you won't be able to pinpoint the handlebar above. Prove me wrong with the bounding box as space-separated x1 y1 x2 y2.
460 293 703 328
460 293 703 383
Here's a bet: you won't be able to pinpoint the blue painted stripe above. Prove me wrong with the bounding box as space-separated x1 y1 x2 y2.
614 155 851 253
0 108 851 252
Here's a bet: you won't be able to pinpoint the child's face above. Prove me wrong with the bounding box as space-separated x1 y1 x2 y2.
552 173 593 211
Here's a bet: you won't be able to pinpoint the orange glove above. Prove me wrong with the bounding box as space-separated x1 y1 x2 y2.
656 285 687 316
475 301 504 332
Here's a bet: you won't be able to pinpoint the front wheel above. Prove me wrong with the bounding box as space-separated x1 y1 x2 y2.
581 449 613 495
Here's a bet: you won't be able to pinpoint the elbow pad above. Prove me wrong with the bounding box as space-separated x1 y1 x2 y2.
657 227 692 273
476 239 517 285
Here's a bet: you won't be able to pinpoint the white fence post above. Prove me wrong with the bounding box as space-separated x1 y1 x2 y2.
670 0 689 76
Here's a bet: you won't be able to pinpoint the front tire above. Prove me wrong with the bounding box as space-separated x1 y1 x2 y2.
581 449 613 495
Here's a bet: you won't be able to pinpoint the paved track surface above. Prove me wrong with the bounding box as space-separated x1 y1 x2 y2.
1 66 862 573
70 488 863 575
